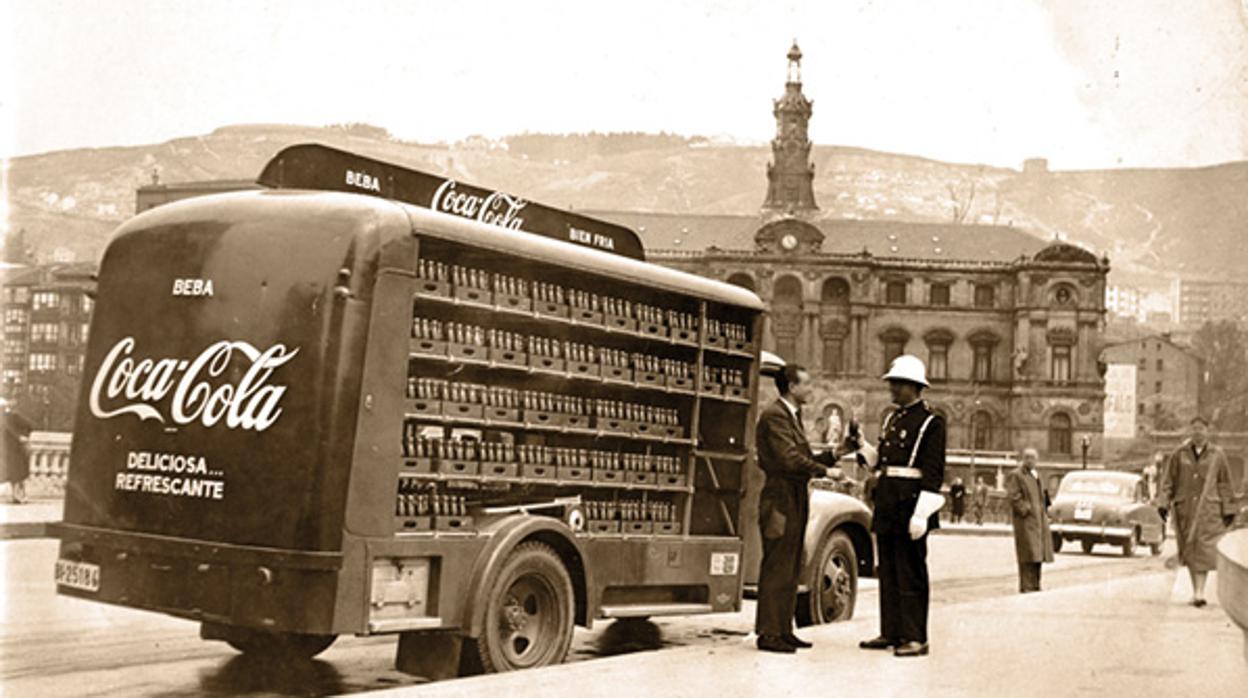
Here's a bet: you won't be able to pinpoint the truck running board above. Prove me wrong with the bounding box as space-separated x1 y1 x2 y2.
599 603 715 618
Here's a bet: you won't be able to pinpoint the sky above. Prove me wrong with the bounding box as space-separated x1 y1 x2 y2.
2 0 1246 169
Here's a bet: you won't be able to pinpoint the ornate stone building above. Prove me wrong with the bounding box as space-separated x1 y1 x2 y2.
593 43 1111 465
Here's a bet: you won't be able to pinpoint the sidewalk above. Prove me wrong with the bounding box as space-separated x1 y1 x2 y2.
0 498 62 539
367 570 1245 698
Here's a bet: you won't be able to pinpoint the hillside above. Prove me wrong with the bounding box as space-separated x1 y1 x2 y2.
5 124 1245 285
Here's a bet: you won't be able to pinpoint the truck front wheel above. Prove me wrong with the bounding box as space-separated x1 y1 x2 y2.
468 541 575 672
796 530 858 626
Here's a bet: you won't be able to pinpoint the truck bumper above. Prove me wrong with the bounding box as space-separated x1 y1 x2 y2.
1051 523 1133 539
52 523 343 634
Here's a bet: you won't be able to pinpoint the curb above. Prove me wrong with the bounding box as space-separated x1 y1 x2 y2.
932 526 1012 538
0 522 50 540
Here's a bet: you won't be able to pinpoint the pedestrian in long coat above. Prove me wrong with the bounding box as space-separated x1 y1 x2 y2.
2 406 33 503
1005 448 1053 592
1160 416 1236 607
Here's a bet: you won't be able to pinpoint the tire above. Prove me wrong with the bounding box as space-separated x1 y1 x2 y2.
1080 539 1095 554
795 530 858 627
1121 530 1137 557
225 630 336 659
467 541 575 673
1051 534 1063 554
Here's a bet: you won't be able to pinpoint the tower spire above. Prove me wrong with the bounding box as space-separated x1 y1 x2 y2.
763 41 817 215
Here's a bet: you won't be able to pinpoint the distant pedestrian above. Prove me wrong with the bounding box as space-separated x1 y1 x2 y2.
949 477 966 524
2 406 33 504
1006 448 1053 592
972 477 989 525
1159 416 1236 607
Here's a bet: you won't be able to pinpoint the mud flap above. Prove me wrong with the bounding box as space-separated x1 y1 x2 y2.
395 630 481 679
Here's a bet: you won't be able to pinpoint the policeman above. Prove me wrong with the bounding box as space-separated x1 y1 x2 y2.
858 355 945 658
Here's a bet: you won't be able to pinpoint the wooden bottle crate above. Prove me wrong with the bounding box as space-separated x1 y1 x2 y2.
409 337 447 356
397 515 433 532
415 279 450 298
447 342 487 362
434 515 475 532
556 466 591 481
493 291 531 313
438 460 479 476
488 347 527 369
604 313 638 332
453 285 490 305
441 401 484 420
521 463 556 480
480 462 518 478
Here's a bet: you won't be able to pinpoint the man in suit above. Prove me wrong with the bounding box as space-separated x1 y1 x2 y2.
754 364 851 653
859 355 945 658
1006 448 1054 592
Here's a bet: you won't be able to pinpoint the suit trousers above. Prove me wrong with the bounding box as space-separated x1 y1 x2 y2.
876 531 929 644
755 478 808 636
1018 562 1042 593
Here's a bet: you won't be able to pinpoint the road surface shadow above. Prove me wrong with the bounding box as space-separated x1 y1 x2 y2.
589 618 669 657
153 654 347 697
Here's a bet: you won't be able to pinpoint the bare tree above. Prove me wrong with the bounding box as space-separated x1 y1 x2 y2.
947 177 976 224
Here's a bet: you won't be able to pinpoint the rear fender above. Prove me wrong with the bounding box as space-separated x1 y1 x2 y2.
459 515 593 637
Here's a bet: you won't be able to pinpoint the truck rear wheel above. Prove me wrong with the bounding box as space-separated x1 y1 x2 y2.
225 629 336 659
796 530 857 626
468 541 574 672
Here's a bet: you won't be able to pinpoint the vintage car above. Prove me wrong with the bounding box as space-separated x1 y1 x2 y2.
1049 470 1165 556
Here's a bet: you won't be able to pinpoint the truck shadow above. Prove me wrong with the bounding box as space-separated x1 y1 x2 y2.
588 618 668 657
183 654 347 696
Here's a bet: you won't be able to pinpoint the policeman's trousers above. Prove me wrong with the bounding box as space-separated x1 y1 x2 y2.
876 532 929 643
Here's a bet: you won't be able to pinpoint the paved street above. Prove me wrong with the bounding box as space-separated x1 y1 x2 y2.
0 533 1188 697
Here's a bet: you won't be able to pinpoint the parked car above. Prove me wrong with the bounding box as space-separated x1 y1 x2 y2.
1049 470 1165 556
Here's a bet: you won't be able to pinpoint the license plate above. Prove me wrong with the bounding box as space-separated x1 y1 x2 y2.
55 559 100 592
1074 507 1093 521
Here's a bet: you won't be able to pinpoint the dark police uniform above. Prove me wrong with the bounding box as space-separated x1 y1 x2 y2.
754 398 838 639
871 399 945 645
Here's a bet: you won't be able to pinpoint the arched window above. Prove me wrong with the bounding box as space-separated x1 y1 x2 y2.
924 329 954 382
971 410 993 450
879 327 910 373
726 272 756 292
1049 413 1073 455
820 278 850 376
772 276 804 361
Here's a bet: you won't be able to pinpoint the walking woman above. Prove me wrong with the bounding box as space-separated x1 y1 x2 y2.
1159 416 1237 607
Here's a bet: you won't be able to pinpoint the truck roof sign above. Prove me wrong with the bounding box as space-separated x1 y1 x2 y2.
256 143 646 261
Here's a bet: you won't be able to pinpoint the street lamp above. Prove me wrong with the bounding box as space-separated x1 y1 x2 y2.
1081 434 1090 470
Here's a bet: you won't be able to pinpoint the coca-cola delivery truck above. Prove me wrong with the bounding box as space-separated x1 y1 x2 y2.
53 144 873 677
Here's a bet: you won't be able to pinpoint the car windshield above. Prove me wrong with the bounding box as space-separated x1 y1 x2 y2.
1058 476 1133 500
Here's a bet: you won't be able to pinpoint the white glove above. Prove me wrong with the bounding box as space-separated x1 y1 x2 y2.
909 490 946 540
856 441 879 468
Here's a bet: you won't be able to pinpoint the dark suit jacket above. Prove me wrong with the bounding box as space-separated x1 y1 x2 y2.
871 400 946 535
756 399 835 487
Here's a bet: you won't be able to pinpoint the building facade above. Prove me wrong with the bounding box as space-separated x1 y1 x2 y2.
1 263 95 428
596 44 1111 465
1101 334 1206 431
1175 276 1248 327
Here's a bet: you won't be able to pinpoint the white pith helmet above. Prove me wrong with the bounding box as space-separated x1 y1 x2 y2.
882 354 929 387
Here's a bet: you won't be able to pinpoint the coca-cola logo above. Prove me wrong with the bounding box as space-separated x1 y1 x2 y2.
89 337 299 432
431 179 527 231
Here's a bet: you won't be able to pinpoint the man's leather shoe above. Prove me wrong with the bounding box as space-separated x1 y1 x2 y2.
757 635 797 653
781 634 812 649
894 641 930 657
858 636 896 650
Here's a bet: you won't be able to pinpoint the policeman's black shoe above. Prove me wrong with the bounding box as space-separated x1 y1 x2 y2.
781 633 812 649
1193 599 1208 608
757 635 797 653
858 636 897 650
893 641 930 657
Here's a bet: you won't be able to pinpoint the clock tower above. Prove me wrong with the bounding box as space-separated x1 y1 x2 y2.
762 41 818 215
